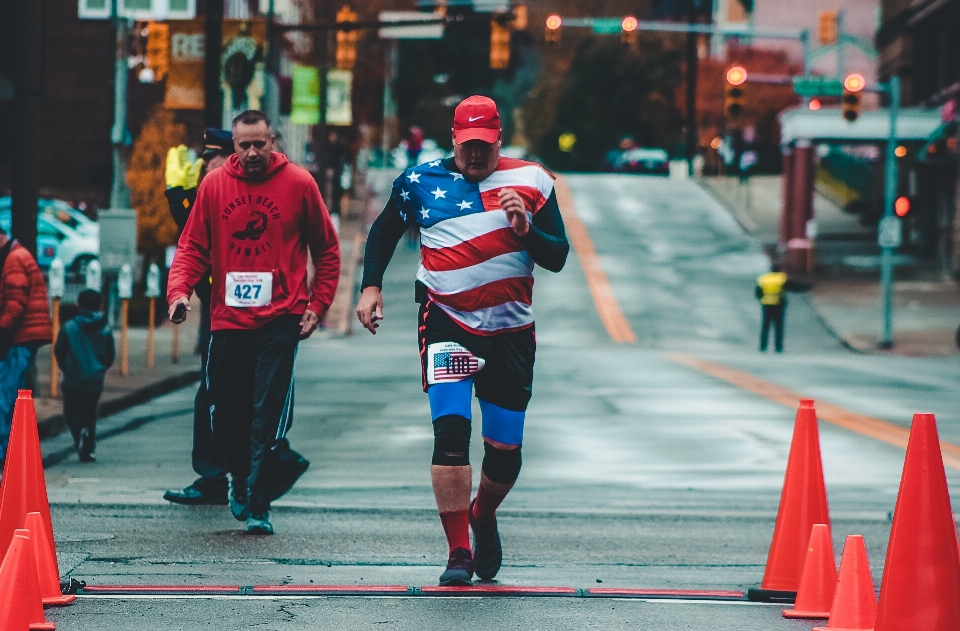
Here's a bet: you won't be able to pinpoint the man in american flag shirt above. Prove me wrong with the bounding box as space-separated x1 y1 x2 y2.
358 96 569 585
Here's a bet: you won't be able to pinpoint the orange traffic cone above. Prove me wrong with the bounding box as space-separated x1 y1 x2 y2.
13 529 56 630
0 534 31 631
25 512 75 605
874 413 960 631
813 535 876 631
0 391 57 560
748 399 831 602
783 524 837 618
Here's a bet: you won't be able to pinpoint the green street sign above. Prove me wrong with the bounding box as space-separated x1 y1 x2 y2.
792 76 844 97
592 18 623 34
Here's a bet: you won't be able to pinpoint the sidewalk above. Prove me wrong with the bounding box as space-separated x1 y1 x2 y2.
34 295 203 439
701 175 960 357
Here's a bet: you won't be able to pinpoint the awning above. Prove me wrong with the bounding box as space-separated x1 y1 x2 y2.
779 106 943 145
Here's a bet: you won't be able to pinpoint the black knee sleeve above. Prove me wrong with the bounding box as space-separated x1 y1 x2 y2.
481 441 522 484
432 415 471 466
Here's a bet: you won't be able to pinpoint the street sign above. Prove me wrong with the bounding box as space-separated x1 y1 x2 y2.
79 0 196 20
592 18 624 34
326 69 353 126
98 209 138 273
291 65 320 125
379 12 445 40
792 76 844 97
878 216 902 248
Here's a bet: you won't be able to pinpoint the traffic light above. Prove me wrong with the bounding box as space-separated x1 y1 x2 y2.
894 195 911 217
621 16 638 50
725 66 747 119
144 21 169 82
841 73 864 122
335 5 359 71
490 19 511 69
512 3 527 30
545 14 561 46
818 10 838 45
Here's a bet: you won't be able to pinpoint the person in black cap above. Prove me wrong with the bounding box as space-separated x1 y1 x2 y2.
163 128 234 505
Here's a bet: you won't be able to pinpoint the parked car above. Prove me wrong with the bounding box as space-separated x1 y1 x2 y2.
0 210 98 273
609 148 671 175
0 197 99 238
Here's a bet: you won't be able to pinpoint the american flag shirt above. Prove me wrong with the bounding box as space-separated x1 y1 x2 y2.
392 157 556 335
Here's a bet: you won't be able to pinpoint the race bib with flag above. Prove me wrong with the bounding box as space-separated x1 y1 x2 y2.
426 342 485 385
225 271 273 308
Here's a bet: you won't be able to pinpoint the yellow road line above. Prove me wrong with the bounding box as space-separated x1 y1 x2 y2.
554 176 636 344
668 352 960 471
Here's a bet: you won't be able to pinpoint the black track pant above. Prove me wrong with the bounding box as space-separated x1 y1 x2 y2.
760 304 785 353
63 388 101 452
193 298 227 482
207 314 299 514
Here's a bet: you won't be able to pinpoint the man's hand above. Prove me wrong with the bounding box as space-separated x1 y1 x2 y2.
499 188 529 237
168 296 191 324
299 309 321 339
356 287 384 335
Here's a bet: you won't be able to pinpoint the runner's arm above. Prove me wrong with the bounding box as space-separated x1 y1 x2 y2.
521 191 569 272
360 197 409 289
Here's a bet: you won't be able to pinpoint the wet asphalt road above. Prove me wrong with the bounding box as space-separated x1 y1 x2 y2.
41 173 960 630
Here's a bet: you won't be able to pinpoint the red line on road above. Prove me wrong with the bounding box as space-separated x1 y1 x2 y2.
419 585 578 595
80 585 242 594
588 588 746 599
253 585 410 594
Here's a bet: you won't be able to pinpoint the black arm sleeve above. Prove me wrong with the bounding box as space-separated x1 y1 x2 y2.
360 197 410 289
164 187 198 233
520 190 569 273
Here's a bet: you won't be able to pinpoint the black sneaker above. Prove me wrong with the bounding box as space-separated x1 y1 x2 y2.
469 499 502 580
78 429 95 462
246 512 273 535
438 547 474 586
229 483 250 522
163 478 229 506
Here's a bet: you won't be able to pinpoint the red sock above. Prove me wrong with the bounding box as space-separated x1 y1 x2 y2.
472 485 508 521
439 510 471 552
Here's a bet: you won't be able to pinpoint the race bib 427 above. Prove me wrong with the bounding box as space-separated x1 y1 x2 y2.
225 272 272 308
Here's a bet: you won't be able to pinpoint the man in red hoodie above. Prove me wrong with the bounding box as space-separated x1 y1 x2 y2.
167 110 340 535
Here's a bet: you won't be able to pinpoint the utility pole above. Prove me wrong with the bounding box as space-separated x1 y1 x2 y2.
205 0 224 128
109 2 131 212
10 0 42 256
685 0 699 177
878 75 901 349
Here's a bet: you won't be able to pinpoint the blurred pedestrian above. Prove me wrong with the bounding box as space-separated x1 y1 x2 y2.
357 96 569 585
407 125 424 167
54 289 114 462
0 225 52 462
162 128 234 505
168 110 340 535
756 263 791 353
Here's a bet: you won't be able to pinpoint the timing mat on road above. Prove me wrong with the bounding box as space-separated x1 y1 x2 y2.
78 584 746 600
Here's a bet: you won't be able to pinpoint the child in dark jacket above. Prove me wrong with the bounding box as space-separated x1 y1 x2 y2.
54 290 115 462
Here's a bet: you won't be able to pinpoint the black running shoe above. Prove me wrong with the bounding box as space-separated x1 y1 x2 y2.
163 478 229 506
229 483 250 522
468 499 502 580
438 547 474 586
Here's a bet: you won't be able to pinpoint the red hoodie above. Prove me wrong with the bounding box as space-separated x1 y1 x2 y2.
167 152 340 331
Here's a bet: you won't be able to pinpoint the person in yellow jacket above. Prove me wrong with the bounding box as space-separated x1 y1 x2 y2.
755 264 789 353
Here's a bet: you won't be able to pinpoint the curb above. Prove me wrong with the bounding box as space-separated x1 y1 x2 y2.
801 293 867 355
39 370 202 440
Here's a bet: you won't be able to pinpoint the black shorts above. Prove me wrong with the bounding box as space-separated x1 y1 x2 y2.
418 301 536 412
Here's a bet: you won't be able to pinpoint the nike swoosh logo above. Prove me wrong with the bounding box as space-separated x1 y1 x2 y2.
468 116 483 122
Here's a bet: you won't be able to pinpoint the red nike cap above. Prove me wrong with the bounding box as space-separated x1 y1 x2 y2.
453 95 501 144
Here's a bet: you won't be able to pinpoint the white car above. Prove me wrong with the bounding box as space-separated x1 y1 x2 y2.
0 210 98 274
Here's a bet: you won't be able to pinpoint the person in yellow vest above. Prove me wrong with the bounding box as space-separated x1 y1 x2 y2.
755 264 789 353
